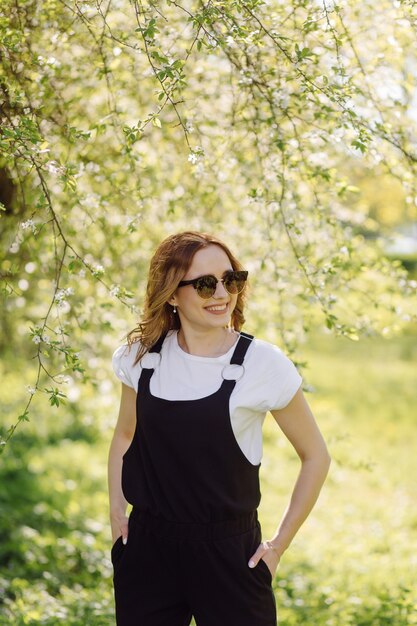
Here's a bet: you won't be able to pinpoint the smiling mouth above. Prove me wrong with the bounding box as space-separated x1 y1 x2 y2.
205 303 228 312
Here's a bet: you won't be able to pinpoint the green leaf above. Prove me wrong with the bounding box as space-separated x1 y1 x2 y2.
150 50 169 64
352 140 367 153
44 387 67 407
18 410 30 423
171 59 183 70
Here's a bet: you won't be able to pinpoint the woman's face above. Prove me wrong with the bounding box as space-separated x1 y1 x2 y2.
171 244 238 332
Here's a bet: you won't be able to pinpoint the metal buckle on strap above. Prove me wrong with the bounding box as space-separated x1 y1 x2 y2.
221 363 245 382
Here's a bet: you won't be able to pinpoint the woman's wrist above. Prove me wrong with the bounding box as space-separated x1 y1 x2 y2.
265 541 281 555
110 502 128 520
264 538 286 559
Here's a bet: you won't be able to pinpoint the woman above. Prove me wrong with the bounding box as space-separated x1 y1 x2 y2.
108 231 331 626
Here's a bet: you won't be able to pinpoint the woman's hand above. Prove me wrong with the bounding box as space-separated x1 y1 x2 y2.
248 540 281 579
111 510 129 545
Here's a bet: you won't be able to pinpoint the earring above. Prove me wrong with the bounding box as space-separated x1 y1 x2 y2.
173 305 177 314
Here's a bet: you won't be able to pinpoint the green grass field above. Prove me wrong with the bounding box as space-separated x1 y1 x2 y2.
1 330 416 625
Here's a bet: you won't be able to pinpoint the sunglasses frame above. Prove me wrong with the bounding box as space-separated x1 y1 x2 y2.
177 270 248 299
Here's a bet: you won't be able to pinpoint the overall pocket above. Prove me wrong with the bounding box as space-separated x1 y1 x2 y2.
110 535 125 568
253 520 273 585
257 556 273 585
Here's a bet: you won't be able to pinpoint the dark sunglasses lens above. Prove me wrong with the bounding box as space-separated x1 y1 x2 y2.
223 271 247 294
195 275 217 299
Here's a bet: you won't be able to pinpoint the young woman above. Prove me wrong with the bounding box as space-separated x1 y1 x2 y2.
108 231 331 626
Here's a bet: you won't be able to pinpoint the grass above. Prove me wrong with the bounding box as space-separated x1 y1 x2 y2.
258 330 417 625
1 329 416 624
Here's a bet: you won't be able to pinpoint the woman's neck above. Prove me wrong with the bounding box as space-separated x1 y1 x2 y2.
177 327 238 357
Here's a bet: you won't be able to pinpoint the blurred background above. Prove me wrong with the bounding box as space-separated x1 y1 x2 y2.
1 0 416 624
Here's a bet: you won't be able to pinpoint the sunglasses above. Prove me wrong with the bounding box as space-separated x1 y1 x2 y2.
177 270 248 300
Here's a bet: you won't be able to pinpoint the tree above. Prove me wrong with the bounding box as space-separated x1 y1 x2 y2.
1 0 416 450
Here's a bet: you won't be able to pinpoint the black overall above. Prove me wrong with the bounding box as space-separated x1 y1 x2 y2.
111 331 277 626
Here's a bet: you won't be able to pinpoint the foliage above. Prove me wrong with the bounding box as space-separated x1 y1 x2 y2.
1 0 417 448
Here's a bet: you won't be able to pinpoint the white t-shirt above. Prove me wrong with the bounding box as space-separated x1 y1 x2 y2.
112 330 302 465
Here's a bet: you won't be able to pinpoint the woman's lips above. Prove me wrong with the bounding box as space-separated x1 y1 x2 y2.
205 303 229 315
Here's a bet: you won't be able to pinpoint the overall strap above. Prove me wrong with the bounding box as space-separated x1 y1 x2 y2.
230 332 254 366
138 331 168 393
220 331 254 393
149 331 168 354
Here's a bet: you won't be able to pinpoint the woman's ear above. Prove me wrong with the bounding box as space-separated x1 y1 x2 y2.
168 296 177 307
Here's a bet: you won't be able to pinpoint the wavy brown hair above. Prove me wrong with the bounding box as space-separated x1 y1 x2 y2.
124 231 248 365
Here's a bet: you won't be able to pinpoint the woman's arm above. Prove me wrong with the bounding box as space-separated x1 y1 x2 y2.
248 386 331 572
108 382 137 544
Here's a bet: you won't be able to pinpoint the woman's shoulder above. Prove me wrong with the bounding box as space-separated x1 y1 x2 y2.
112 340 142 362
112 331 176 365
248 335 288 358
246 334 299 375
111 340 145 388
111 331 177 388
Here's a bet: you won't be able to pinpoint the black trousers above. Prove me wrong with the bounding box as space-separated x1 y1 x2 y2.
112 509 277 626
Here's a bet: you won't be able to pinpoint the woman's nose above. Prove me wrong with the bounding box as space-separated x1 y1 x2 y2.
213 279 228 298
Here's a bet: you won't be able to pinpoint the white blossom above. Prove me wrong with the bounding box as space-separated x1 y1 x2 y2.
21 219 37 233
92 264 105 275
207 35 217 48
307 151 328 167
82 193 100 209
55 289 67 301
272 89 290 108
32 335 41 344
85 162 100 173
188 146 204 164
45 160 63 174
55 375 70 384
54 287 73 303
238 75 253 85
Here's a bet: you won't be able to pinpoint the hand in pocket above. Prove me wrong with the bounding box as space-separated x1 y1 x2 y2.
111 512 129 546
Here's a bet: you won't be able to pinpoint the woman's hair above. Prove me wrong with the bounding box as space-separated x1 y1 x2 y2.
124 231 247 365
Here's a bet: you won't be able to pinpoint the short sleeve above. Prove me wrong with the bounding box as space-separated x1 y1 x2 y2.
111 344 138 390
271 361 303 410
251 341 303 412
268 350 302 410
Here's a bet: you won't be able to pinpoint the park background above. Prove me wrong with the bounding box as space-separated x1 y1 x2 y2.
1 1 416 624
